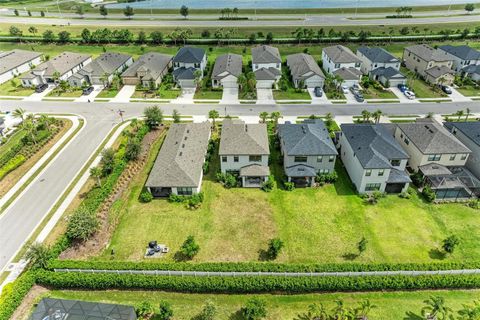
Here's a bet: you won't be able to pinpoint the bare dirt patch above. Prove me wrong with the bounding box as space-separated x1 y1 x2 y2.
10 285 49 320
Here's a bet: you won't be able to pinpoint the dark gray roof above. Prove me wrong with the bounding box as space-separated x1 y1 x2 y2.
323 45 362 64
0 49 42 75
219 119 269 155
286 53 325 81
145 122 211 188
172 67 196 80
251 45 281 64
333 67 362 80
370 67 406 80
254 67 281 80
173 47 206 63
278 119 337 156
405 44 451 62
341 124 409 169
387 168 412 184
462 64 480 75
29 298 137 320
439 45 480 61
285 164 317 177
397 122 471 154
212 53 242 80
76 52 131 78
121 52 172 80
357 46 399 64
21 52 90 79
444 121 480 147
239 164 270 177
425 66 454 79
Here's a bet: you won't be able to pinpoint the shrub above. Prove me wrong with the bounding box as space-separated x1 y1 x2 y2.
158 301 173 320
66 207 99 242
358 237 368 255
261 175 275 192
0 272 36 320
410 172 424 187
139 191 153 203
136 301 154 319
125 138 141 161
266 238 284 260
468 199 479 209
242 297 267 320
168 193 204 209
284 181 295 191
422 185 436 203
0 154 26 180
398 191 411 199
180 235 200 260
168 194 184 203
202 161 210 174
100 148 115 176
316 171 338 184
197 300 217 320
25 243 52 269
363 191 384 205
216 172 238 188
443 235 460 254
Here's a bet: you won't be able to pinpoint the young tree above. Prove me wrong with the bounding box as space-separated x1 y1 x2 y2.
197 300 217 320
25 242 51 269
442 235 460 254
9 25 22 37
270 111 282 128
266 238 284 260
14 9 19 16
125 138 141 161
58 31 71 43
465 3 475 13
457 300 480 320
421 296 452 320
81 28 91 43
144 105 163 129
28 26 38 35
259 112 269 123
266 32 274 43
13 107 26 121
208 109 219 128
89 166 102 187
355 299 377 320
150 31 164 44
158 301 174 320
137 31 147 44
100 147 115 176
136 301 155 320
40 10 45 17
180 235 200 259
358 237 368 255
172 109 181 123
241 297 267 320
42 29 55 42
99 5 108 18
180 5 189 19
66 207 99 242
124 5 134 19
294 303 329 320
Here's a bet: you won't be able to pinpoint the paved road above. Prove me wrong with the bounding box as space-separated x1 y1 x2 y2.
0 99 479 272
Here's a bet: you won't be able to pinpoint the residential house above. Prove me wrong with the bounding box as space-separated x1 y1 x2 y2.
219 119 270 187
424 66 455 86
338 124 411 194
444 121 480 178
403 44 454 84
322 45 362 87
460 64 480 82
285 53 325 88
211 53 242 88
394 120 476 200
20 52 92 87
145 122 211 197
278 119 337 187
356 46 406 87
438 45 480 72
68 52 133 87
121 52 172 88
172 47 207 88
251 45 282 88
0 49 43 85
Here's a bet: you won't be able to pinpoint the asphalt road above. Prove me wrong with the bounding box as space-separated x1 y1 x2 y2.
0 99 479 272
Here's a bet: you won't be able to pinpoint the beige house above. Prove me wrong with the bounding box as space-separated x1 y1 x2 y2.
403 44 454 81
424 66 455 86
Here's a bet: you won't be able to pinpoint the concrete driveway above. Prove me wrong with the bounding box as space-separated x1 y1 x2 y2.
173 88 195 104
256 88 274 104
75 85 103 102
449 87 471 102
344 91 364 104
220 87 239 104
23 84 55 101
390 87 419 103
308 88 331 104
110 85 135 103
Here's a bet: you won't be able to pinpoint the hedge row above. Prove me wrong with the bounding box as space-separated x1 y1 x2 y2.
0 154 26 180
48 259 480 273
0 272 36 320
35 270 480 294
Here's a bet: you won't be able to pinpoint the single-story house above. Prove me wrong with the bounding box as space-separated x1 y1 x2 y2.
0 49 43 85
286 53 325 89
211 53 242 88
121 52 172 88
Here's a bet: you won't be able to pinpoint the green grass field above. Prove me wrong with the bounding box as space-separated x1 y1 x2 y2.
457 85 480 97
362 87 397 100
0 79 34 96
38 289 480 320
273 88 311 100
96 88 119 98
46 88 83 98
194 89 223 100
0 129 26 158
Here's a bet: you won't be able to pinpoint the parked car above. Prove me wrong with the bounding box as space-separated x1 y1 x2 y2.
354 92 365 102
441 85 452 94
82 86 94 95
35 84 48 93
404 90 416 100
341 85 349 94
314 86 323 97
397 84 408 93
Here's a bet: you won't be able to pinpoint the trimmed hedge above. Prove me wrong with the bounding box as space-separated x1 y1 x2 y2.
0 272 36 320
0 154 26 180
48 259 480 273
35 270 480 293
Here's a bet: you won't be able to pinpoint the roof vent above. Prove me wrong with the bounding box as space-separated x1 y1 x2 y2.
179 152 183 156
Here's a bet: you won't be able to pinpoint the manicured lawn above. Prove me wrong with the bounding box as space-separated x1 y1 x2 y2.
46 88 83 98
44 289 480 320
457 85 480 97
409 79 446 99
96 88 119 98
362 87 397 100
273 88 311 100
0 79 34 96
325 90 346 100
194 89 223 100
132 87 181 100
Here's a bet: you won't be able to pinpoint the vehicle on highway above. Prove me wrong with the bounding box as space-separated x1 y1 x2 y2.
314 86 323 97
35 84 48 93
397 84 409 93
441 85 452 94
404 90 416 100
82 86 94 96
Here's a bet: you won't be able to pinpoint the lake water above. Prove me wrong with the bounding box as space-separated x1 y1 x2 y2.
107 0 480 9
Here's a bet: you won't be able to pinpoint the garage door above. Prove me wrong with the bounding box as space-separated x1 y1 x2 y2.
222 79 238 88
306 80 324 88
387 79 407 88
256 80 274 89
179 79 195 88
385 183 405 194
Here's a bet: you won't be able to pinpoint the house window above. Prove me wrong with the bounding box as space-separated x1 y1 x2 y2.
249 155 262 162
365 169 372 176
461 154 468 160
427 154 441 161
222 156 227 162
355 63 361 68
234 156 239 162
294 156 308 163
319 169 329 174
329 155 335 162
276 64 280 68
400 133 404 139
365 183 381 191
194 63 200 68
391 159 401 166
255 64 258 69
378 169 385 176
177 187 193 196
335 63 340 68
404 138 409 145
449 155 456 161
317 156 323 163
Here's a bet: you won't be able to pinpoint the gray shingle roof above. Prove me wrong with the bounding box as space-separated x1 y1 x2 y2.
285 164 317 177
145 122 211 188
357 46 399 64
387 168 412 184
278 119 337 156
462 64 480 75
21 52 90 79
121 52 172 81
172 67 196 80
439 45 480 61
251 45 281 64
405 44 451 62
239 164 270 177
425 66 454 79
397 122 471 154
370 67 406 80
219 119 269 155
254 67 281 80
212 53 242 80
444 121 480 147
172 47 206 64
333 67 362 80
323 45 362 64
286 53 325 81
0 49 42 75
76 52 131 78
341 124 409 169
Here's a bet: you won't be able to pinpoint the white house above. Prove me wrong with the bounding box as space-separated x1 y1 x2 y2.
356 46 406 87
438 45 480 73
286 53 325 88
444 121 480 179
0 49 43 85
251 45 282 89
172 47 207 88
211 53 242 89
322 45 362 87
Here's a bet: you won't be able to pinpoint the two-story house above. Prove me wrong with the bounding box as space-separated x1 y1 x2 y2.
444 121 480 179
285 53 325 89
356 46 406 87
219 119 270 188
121 53 172 88
278 119 337 187
211 53 242 89
0 49 43 85
438 45 480 72
403 44 455 85
251 45 282 89
322 45 363 87
172 47 207 88
339 124 411 194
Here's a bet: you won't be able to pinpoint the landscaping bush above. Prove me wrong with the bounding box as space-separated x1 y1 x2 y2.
410 171 424 187
216 172 238 188
168 193 204 209
139 191 153 203
66 207 99 242
0 154 26 180
422 185 436 203
266 238 284 260
125 138 141 161
158 301 173 320
443 235 460 254
136 301 155 319
284 181 295 191
261 175 275 192
0 272 36 320
180 236 200 260
316 171 338 184
242 297 267 320
202 160 210 174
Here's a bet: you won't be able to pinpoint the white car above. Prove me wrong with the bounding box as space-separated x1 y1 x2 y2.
341 85 349 94
404 90 416 100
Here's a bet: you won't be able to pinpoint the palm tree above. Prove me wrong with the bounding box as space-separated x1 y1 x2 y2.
421 296 452 320
23 119 37 144
25 242 51 269
465 107 471 121
193 69 203 90
208 109 219 128
426 112 434 118
39 114 53 132
13 107 26 121
331 300 355 320
456 109 465 122
270 111 282 128
457 300 480 320
100 72 109 88
355 299 377 320
295 303 329 320
361 110 371 123
259 111 269 123
372 110 383 124
89 166 102 187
